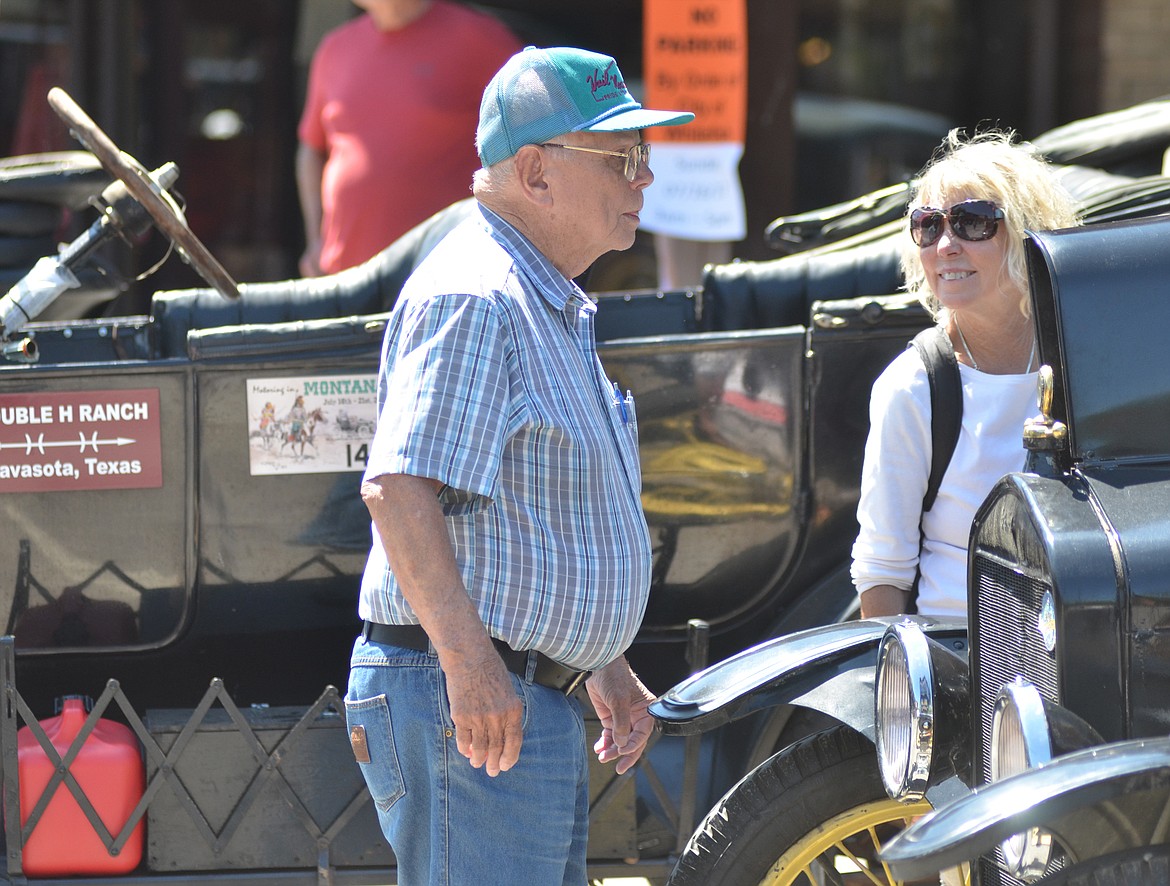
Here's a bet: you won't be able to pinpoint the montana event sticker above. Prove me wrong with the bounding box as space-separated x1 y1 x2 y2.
246 374 378 476
0 388 163 492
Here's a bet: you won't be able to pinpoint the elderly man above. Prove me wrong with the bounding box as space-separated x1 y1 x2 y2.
345 46 693 884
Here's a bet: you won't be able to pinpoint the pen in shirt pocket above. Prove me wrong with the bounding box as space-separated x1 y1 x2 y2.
613 382 629 424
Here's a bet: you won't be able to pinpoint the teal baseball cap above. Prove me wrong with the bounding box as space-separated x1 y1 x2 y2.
477 46 695 167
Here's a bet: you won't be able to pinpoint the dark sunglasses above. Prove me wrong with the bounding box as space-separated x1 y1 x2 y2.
909 199 1005 247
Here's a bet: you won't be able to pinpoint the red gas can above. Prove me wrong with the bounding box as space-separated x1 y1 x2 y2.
17 696 145 876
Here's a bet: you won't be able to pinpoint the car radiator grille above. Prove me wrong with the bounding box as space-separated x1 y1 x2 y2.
971 552 1061 885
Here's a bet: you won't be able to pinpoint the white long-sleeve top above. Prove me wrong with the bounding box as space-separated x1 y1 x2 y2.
850 346 1038 617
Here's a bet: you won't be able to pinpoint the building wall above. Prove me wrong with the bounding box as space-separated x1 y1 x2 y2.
1101 0 1170 110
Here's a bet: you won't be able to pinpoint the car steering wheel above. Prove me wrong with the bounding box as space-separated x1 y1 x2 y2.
47 86 239 300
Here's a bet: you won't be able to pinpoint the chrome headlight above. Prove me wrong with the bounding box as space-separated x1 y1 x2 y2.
992 679 1052 780
992 680 1054 882
875 622 936 801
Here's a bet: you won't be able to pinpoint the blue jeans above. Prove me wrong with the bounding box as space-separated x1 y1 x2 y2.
345 636 590 886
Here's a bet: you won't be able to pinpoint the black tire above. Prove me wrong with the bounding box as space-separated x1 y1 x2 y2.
668 724 932 886
1037 845 1170 885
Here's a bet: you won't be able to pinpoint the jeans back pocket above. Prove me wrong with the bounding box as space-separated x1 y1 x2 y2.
344 693 404 813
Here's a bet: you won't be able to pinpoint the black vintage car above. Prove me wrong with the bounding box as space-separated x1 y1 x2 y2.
3 87 1170 884
651 151 1170 884
873 212 1170 885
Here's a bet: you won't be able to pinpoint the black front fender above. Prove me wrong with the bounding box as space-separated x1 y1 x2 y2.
649 615 965 738
881 736 1170 881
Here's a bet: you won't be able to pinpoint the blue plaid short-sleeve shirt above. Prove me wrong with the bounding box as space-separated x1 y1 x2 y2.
358 204 652 671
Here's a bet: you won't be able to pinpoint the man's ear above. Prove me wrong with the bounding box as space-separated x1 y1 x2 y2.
513 145 553 206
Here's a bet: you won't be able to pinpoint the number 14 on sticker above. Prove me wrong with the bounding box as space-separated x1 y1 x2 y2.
346 443 369 469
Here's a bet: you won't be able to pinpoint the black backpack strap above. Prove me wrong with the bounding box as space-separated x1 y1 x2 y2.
910 325 962 513
906 325 963 614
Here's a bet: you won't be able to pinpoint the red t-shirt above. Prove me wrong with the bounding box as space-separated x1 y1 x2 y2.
298 2 520 274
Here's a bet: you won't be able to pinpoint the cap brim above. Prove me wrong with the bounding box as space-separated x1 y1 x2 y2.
580 108 695 132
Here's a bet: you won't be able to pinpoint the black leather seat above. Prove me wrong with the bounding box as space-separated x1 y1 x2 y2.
151 198 476 358
700 230 903 331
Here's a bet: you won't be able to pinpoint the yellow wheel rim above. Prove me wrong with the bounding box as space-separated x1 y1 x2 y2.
759 797 932 886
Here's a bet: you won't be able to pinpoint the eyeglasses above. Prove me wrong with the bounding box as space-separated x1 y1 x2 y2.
540 142 650 182
909 199 1005 248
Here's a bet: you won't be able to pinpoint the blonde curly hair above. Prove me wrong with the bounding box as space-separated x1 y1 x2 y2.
901 129 1081 320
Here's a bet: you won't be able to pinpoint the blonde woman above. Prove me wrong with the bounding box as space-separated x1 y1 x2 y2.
852 130 1080 618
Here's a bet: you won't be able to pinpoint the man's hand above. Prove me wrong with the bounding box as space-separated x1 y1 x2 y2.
444 650 524 777
586 656 656 775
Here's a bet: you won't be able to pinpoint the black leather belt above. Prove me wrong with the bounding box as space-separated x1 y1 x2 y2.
360 621 589 696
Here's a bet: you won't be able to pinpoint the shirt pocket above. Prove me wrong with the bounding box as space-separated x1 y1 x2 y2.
607 387 642 498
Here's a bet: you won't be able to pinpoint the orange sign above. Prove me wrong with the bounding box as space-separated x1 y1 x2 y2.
644 0 747 144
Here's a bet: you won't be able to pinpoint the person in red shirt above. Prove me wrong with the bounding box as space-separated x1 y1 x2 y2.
296 0 520 276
